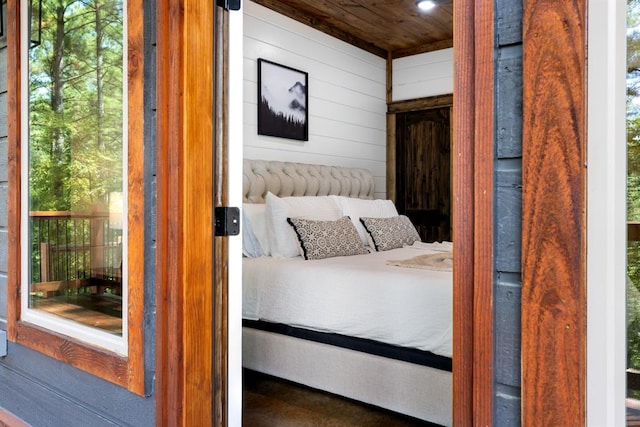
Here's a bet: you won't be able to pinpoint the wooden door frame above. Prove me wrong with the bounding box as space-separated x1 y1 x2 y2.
452 0 495 425
155 0 218 424
152 0 587 425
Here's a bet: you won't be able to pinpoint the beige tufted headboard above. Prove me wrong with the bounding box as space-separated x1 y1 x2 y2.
243 159 375 203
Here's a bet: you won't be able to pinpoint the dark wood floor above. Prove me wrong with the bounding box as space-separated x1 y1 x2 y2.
242 369 442 427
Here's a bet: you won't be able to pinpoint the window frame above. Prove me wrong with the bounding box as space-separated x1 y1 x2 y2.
6 0 145 395
586 0 627 425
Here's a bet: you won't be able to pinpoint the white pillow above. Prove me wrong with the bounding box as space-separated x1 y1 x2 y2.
331 196 399 245
265 192 342 258
242 204 270 257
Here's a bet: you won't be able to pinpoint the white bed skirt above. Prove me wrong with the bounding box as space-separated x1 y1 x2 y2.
242 327 452 426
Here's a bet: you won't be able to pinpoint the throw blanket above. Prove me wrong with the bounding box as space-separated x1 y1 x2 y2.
386 251 453 271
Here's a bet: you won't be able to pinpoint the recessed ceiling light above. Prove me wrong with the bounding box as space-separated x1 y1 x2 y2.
416 0 437 12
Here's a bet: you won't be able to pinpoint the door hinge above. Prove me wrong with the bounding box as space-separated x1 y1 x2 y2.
216 0 240 11
215 206 240 236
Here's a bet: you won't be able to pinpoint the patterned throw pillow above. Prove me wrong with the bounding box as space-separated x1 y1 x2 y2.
359 215 421 251
286 216 369 260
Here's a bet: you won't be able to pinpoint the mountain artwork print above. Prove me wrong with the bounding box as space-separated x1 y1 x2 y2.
258 59 309 141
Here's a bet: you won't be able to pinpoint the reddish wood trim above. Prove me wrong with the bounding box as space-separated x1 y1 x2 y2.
452 0 475 423
0 408 29 427
387 94 453 114
521 1 587 425
472 1 495 424
6 0 145 395
126 0 146 396
392 38 454 59
156 0 215 424
453 0 494 425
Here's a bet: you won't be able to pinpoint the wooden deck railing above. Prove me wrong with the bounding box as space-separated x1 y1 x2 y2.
29 211 122 295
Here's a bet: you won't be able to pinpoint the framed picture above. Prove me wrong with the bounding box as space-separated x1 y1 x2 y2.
258 58 308 141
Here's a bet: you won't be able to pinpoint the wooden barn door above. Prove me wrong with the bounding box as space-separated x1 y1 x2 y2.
396 107 451 242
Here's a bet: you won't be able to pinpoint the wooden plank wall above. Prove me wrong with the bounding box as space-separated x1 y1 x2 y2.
494 0 523 423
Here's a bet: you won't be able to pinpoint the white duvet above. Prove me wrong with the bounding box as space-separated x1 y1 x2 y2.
242 243 453 358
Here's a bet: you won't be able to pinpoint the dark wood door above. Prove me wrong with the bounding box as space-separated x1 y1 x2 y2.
396 107 451 242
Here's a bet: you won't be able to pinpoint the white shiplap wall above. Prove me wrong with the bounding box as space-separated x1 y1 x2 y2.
243 1 387 197
392 48 454 102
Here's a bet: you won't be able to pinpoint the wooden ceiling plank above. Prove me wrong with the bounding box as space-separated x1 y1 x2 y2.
252 0 389 57
252 0 454 57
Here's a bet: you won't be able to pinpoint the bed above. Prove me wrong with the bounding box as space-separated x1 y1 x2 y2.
242 159 453 426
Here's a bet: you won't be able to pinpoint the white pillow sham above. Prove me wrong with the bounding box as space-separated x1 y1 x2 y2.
242 203 270 257
265 192 342 258
331 196 399 245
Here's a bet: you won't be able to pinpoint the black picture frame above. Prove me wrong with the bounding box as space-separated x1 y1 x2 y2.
257 58 308 141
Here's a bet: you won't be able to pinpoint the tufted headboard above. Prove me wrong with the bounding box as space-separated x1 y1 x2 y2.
243 159 375 203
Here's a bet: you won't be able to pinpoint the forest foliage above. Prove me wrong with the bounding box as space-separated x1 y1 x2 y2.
28 0 124 212
628 0 640 375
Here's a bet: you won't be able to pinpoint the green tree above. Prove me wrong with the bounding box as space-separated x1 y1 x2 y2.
28 0 123 212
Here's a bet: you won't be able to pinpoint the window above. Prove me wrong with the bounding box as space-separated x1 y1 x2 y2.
7 0 144 394
630 1 640 421
22 0 126 350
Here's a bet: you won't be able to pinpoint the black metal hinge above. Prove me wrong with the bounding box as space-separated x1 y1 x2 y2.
215 206 240 236
216 0 240 11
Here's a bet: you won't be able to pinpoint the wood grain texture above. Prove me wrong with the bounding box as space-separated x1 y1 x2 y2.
386 113 396 203
472 1 495 425
126 0 146 396
452 0 475 424
6 0 145 394
522 1 586 425
387 94 453 114
251 0 452 58
453 0 495 425
156 0 215 424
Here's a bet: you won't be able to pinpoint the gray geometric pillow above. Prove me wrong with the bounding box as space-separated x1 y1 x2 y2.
359 215 421 251
287 216 369 260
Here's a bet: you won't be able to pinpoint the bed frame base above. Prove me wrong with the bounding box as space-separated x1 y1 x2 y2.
243 327 452 426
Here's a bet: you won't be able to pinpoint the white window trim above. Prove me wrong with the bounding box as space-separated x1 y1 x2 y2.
19 0 128 356
587 0 627 425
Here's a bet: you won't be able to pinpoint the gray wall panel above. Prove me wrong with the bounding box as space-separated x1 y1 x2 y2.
0 48 6 93
496 0 523 46
142 0 157 395
0 231 6 272
0 93 5 138
496 45 523 159
0 344 154 427
495 385 522 426
0 274 6 321
0 138 6 181
495 273 522 387
0 184 6 227
494 2 523 423
496 164 522 273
